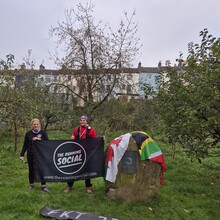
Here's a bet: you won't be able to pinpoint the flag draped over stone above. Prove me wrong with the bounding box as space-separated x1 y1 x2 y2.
105 131 166 185
132 131 166 185
105 133 131 183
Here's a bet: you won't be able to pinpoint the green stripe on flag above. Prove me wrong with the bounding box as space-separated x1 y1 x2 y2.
139 139 162 160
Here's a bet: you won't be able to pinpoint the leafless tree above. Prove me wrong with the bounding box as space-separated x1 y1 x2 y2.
49 2 141 115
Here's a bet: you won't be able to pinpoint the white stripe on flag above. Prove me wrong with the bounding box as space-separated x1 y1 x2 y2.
148 151 162 159
105 133 131 183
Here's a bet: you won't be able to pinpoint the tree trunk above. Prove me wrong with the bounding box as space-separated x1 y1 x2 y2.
13 118 18 152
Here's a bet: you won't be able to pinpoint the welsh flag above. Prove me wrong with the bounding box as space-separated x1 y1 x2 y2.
105 133 131 183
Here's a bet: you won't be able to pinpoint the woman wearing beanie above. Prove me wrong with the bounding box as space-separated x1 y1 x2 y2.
64 115 97 193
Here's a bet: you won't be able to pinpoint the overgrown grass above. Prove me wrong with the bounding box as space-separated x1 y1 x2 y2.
0 131 219 220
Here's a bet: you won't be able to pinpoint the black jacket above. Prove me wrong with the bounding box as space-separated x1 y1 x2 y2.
20 129 48 156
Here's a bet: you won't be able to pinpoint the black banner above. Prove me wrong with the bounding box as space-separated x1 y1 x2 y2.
34 138 105 182
40 205 123 220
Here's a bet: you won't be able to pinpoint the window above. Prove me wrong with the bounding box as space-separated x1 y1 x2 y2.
127 74 132 80
127 85 132 93
45 77 50 83
54 85 58 93
106 85 111 92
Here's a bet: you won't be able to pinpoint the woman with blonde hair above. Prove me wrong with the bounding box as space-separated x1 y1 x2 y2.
20 118 49 192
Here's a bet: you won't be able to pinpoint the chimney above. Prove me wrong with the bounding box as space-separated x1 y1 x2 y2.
158 61 162 67
39 64 45 70
138 62 141 71
20 63 26 70
3 65 8 70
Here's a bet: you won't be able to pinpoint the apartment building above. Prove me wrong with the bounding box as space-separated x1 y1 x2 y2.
10 63 163 106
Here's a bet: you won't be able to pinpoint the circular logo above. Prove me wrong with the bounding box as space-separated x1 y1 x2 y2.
53 141 86 175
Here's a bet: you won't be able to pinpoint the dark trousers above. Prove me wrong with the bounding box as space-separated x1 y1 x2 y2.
67 179 92 188
27 151 46 185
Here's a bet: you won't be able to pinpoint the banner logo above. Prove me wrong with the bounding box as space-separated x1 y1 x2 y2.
53 141 86 175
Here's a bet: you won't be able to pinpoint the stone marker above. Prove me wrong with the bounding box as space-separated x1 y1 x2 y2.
105 136 161 202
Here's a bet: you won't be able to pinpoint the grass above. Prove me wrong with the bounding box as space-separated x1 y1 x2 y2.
0 130 219 220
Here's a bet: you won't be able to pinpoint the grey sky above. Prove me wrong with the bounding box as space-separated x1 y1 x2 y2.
0 0 219 69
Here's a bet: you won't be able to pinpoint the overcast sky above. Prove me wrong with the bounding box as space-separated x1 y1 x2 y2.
1 0 219 69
